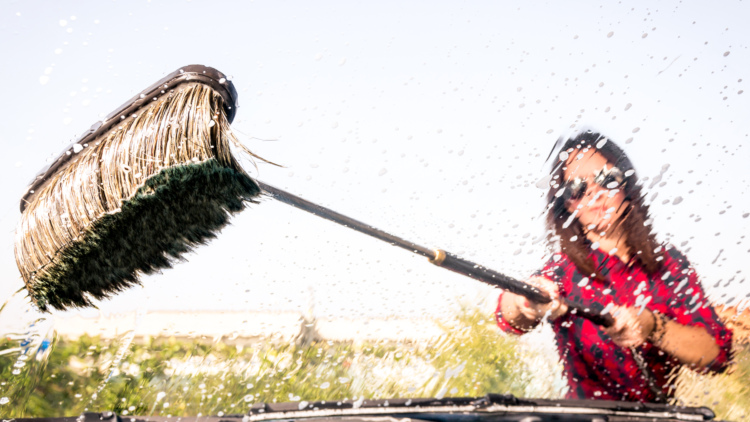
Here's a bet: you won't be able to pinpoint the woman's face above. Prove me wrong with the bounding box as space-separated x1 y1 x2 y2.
562 148 629 235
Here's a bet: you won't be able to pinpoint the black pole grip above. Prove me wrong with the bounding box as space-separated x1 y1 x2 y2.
432 251 552 304
432 250 614 328
562 298 615 327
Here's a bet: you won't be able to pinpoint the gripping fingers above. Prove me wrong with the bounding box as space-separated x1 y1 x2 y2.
519 277 565 321
605 306 648 347
550 297 569 320
516 293 547 320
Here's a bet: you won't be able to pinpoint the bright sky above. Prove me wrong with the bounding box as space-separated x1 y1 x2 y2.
0 0 747 324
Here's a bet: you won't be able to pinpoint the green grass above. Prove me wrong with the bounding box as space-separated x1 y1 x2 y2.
0 309 532 418
673 343 750 421
1 309 748 420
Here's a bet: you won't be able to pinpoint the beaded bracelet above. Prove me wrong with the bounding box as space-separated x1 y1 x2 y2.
648 311 668 345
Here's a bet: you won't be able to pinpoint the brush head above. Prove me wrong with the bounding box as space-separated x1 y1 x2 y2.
16 65 261 311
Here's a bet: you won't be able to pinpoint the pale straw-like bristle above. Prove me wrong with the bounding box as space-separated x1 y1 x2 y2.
15 82 258 310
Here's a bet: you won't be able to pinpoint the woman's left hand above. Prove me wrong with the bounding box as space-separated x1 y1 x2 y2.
603 306 656 348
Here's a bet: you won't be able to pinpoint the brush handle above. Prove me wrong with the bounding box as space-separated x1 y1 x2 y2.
258 181 613 328
431 250 614 327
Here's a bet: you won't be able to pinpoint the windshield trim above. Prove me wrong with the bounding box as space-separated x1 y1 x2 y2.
244 404 709 422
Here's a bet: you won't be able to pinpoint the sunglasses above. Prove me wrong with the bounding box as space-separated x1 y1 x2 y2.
562 165 627 202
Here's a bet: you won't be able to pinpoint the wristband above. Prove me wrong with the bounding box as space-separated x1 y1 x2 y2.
648 311 668 345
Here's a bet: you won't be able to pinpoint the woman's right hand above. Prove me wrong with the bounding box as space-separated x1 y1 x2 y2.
515 276 568 322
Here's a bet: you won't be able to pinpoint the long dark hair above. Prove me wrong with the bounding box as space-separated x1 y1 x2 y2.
545 130 664 278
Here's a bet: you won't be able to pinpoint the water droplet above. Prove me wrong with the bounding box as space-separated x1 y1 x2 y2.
0 397 8 405
208 120 216 127
562 210 578 229
536 174 552 189
559 151 569 161
219 78 226 84
723 51 730 57
298 401 309 410
73 144 83 153
607 31 614 38
320 382 330 389
596 138 608 149
156 391 166 401
632 127 640 133
378 168 387 176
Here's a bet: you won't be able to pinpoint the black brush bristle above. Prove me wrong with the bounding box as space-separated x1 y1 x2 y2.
29 159 260 311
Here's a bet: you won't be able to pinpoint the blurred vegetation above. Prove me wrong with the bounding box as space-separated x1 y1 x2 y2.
1 309 536 418
674 342 750 422
1 308 748 420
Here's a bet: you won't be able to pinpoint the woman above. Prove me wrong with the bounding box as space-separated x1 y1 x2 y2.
496 130 733 402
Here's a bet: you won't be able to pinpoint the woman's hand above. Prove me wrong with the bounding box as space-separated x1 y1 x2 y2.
603 305 656 348
515 277 569 322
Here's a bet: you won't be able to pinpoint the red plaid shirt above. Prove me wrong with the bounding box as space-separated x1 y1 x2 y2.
496 246 733 402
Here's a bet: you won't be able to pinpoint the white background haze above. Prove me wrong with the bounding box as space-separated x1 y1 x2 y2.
0 0 747 324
